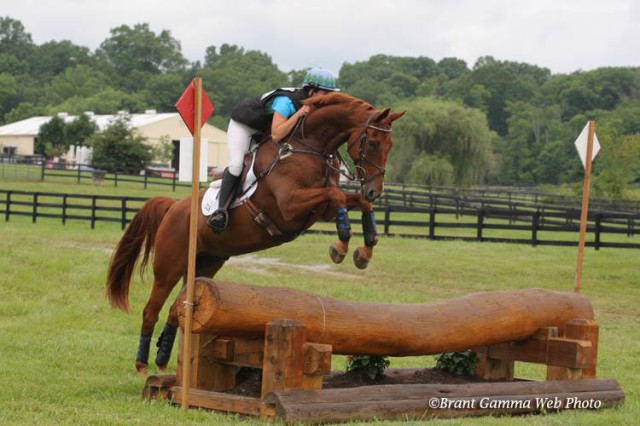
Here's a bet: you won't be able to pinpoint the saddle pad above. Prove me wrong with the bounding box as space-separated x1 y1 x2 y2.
201 154 258 216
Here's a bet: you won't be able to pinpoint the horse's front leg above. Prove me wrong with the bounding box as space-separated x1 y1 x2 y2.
342 194 378 269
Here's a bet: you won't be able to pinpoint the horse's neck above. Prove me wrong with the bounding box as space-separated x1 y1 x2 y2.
303 108 366 154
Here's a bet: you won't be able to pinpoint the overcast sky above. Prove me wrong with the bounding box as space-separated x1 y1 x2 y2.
3 0 639 75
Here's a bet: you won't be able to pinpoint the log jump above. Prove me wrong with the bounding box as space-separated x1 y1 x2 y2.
177 277 594 356
139 278 623 423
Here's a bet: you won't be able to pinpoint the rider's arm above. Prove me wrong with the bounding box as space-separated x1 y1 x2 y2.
270 96 311 142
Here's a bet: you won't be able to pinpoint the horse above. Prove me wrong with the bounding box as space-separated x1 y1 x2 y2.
106 92 405 374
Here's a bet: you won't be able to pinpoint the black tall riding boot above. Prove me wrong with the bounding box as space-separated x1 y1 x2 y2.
207 168 240 232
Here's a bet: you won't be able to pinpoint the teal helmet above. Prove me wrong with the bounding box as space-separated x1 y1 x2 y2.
302 67 340 92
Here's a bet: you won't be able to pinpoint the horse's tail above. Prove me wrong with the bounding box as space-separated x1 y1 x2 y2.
106 197 176 312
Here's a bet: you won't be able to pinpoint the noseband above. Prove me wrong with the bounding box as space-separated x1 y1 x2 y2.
347 112 392 185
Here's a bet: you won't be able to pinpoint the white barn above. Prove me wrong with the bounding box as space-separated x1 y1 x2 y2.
0 111 228 170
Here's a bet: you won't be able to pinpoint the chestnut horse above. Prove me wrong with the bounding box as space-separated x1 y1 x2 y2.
106 93 404 374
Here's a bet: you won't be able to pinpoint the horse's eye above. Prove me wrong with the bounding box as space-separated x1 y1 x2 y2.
368 140 379 151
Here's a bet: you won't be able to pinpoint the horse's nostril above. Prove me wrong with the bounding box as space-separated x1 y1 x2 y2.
366 189 378 201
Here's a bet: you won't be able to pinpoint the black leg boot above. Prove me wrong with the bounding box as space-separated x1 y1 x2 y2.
207 168 240 232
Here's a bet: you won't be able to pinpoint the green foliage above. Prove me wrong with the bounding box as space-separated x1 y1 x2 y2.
200 44 288 115
34 113 97 158
435 350 478 376
406 153 454 186
390 97 497 185
345 355 390 380
88 115 152 172
36 115 67 157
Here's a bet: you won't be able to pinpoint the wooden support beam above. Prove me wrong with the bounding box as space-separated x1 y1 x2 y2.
211 337 264 368
176 332 236 392
261 319 306 398
173 386 264 417
565 318 599 377
302 343 332 390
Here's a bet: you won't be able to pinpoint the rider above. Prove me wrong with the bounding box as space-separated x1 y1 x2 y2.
207 67 340 232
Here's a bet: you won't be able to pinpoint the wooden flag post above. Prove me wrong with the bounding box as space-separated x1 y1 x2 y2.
174 77 214 411
181 77 202 411
575 121 596 293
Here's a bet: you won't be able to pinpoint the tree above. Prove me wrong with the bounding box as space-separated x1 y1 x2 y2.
200 44 288 115
44 64 110 105
0 72 18 122
0 17 34 60
406 153 454 186
34 113 97 158
88 115 152 172
30 40 93 82
36 115 67 158
592 122 640 198
462 56 551 136
96 23 188 91
390 97 498 185
66 113 98 147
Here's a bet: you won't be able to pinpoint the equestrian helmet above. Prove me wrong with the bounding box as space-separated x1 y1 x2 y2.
302 67 340 92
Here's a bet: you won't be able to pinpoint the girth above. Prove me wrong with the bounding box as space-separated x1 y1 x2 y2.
242 199 296 241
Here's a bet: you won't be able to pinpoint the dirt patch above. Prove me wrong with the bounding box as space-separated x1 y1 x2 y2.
226 367 504 398
227 254 363 280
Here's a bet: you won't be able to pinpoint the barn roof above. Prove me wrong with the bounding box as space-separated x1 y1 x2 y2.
0 112 180 136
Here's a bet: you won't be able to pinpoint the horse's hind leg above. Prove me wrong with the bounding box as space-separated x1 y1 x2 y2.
155 256 227 370
136 273 182 375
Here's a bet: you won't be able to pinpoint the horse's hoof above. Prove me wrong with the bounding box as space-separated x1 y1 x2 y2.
157 364 167 372
136 361 149 376
353 248 371 269
329 243 346 264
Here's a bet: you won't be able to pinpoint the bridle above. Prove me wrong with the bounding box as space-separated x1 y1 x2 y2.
345 111 392 185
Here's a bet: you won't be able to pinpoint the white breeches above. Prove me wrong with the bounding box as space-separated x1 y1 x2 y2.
226 119 257 176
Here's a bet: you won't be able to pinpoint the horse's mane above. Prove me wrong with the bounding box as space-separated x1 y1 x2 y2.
304 92 373 113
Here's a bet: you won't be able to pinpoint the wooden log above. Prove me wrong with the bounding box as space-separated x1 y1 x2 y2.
177 278 594 356
265 379 624 423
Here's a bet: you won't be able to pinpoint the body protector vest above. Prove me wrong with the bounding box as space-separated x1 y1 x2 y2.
230 88 308 132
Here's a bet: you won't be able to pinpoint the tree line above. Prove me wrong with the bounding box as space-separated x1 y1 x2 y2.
1 16 639 196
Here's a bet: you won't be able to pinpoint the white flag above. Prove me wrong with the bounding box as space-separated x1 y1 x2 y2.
574 122 600 169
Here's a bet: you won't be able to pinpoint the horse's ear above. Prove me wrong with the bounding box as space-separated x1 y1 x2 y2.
388 111 406 123
375 108 391 122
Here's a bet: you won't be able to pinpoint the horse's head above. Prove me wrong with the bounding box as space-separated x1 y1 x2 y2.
303 93 405 201
346 108 405 201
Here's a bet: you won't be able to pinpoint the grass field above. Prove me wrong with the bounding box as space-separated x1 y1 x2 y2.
0 177 638 425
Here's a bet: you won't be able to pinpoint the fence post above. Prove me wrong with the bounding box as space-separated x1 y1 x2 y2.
384 206 391 235
41 161 45 181
5 191 11 222
62 194 68 225
91 196 97 229
476 208 484 241
121 198 127 230
531 210 540 247
172 174 177 192
428 208 436 240
114 171 119 187
77 165 81 183
595 213 602 251
32 192 39 223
